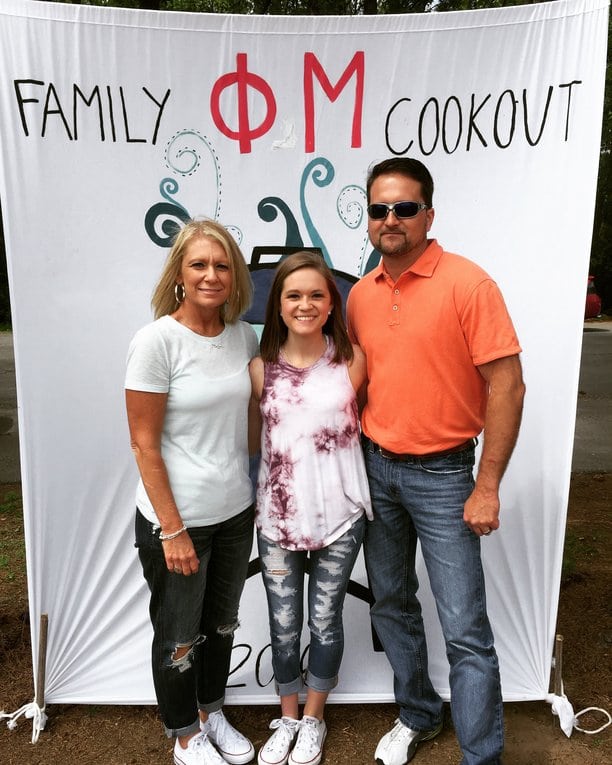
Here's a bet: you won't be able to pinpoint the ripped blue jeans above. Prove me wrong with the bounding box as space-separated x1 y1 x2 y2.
257 516 365 696
135 505 254 737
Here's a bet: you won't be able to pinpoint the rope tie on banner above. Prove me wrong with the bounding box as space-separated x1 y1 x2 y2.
0 702 48 743
0 614 50 744
574 707 612 735
546 683 611 737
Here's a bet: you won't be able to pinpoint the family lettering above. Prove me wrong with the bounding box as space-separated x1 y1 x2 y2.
13 80 171 144
12 70 583 156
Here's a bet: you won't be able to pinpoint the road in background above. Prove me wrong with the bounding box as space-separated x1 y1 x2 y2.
571 321 612 471
0 323 611 483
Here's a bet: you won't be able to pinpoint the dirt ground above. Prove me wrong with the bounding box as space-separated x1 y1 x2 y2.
0 474 610 765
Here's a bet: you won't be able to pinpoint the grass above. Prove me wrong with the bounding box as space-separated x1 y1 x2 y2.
0 488 25 589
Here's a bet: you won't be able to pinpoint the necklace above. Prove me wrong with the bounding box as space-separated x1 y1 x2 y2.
172 313 225 341
280 337 328 368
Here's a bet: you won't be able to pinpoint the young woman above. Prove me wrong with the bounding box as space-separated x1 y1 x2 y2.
249 252 372 765
126 219 257 765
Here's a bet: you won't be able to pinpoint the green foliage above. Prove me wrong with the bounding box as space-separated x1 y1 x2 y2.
0 202 10 326
0 490 22 516
589 19 612 309
0 490 24 584
0 0 609 323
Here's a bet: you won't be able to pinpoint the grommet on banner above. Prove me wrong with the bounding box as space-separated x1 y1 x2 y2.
0 613 49 743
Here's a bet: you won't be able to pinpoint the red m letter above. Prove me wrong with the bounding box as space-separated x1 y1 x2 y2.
303 51 364 153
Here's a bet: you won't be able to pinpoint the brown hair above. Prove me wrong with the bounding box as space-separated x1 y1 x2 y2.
367 157 434 208
259 251 354 364
151 219 252 322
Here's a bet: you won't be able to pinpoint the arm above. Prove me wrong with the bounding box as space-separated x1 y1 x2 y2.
125 389 199 574
348 344 368 413
463 354 525 536
248 357 264 456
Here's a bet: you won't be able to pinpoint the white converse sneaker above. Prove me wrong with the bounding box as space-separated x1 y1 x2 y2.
201 709 255 765
174 732 228 765
287 716 326 765
374 718 443 765
257 717 299 765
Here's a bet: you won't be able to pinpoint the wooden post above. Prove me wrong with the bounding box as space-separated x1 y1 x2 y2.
553 633 564 697
35 614 49 709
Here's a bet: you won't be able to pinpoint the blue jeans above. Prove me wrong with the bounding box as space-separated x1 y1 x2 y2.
135 505 254 737
257 516 365 696
363 444 503 765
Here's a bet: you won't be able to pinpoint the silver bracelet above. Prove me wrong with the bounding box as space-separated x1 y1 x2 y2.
159 525 187 541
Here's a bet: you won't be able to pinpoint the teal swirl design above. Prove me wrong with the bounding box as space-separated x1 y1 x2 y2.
336 183 380 276
257 198 304 247
144 178 191 247
145 130 224 248
164 129 222 220
300 158 334 266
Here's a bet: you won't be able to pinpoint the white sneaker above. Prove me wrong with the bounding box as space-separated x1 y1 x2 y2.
287 716 326 765
374 718 443 765
258 717 299 765
202 709 255 764
174 732 228 765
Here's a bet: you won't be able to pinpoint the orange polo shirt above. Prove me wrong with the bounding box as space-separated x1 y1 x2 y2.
346 240 521 455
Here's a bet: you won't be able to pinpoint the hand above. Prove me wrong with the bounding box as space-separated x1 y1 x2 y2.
463 485 500 537
162 532 200 575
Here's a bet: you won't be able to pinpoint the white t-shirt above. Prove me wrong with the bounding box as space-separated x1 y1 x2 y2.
125 315 259 527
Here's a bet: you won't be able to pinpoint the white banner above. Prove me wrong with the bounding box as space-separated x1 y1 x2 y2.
0 0 607 704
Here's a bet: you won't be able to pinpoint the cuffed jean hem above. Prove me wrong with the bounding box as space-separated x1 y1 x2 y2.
276 671 338 696
305 670 339 693
276 676 305 697
164 718 200 739
198 695 224 714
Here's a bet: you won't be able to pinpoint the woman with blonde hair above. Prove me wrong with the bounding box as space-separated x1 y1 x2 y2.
250 252 372 765
126 219 257 765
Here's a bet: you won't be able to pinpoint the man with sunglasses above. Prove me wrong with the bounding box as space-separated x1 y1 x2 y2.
346 157 525 765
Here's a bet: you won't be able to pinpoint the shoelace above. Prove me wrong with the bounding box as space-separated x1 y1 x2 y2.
189 733 213 752
265 718 297 752
189 733 225 763
294 718 320 754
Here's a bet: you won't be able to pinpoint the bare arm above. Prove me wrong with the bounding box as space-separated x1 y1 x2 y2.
463 354 526 536
348 343 368 414
125 389 199 574
248 357 264 456
348 344 367 391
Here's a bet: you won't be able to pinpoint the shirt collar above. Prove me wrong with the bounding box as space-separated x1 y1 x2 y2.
373 239 443 282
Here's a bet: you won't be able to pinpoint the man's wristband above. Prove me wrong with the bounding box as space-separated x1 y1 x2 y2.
159 525 187 541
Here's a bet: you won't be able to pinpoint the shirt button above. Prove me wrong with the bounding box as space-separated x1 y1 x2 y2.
392 305 398 311
394 289 400 295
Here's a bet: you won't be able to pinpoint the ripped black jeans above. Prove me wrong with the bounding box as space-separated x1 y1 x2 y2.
135 505 254 737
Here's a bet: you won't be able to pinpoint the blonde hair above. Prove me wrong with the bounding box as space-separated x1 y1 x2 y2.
151 219 253 322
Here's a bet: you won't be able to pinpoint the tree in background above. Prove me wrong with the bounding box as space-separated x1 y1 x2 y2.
0 0 609 319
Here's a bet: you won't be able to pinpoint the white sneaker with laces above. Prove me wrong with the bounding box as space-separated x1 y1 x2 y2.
174 732 228 765
287 716 326 765
201 709 255 765
374 718 443 765
258 717 299 765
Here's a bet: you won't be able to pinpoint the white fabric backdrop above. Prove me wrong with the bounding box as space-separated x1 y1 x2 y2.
0 0 607 704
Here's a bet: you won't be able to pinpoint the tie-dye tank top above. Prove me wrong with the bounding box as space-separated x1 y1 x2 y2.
256 338 372 551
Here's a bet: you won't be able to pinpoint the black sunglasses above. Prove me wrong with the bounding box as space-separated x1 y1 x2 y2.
367 201 429 220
